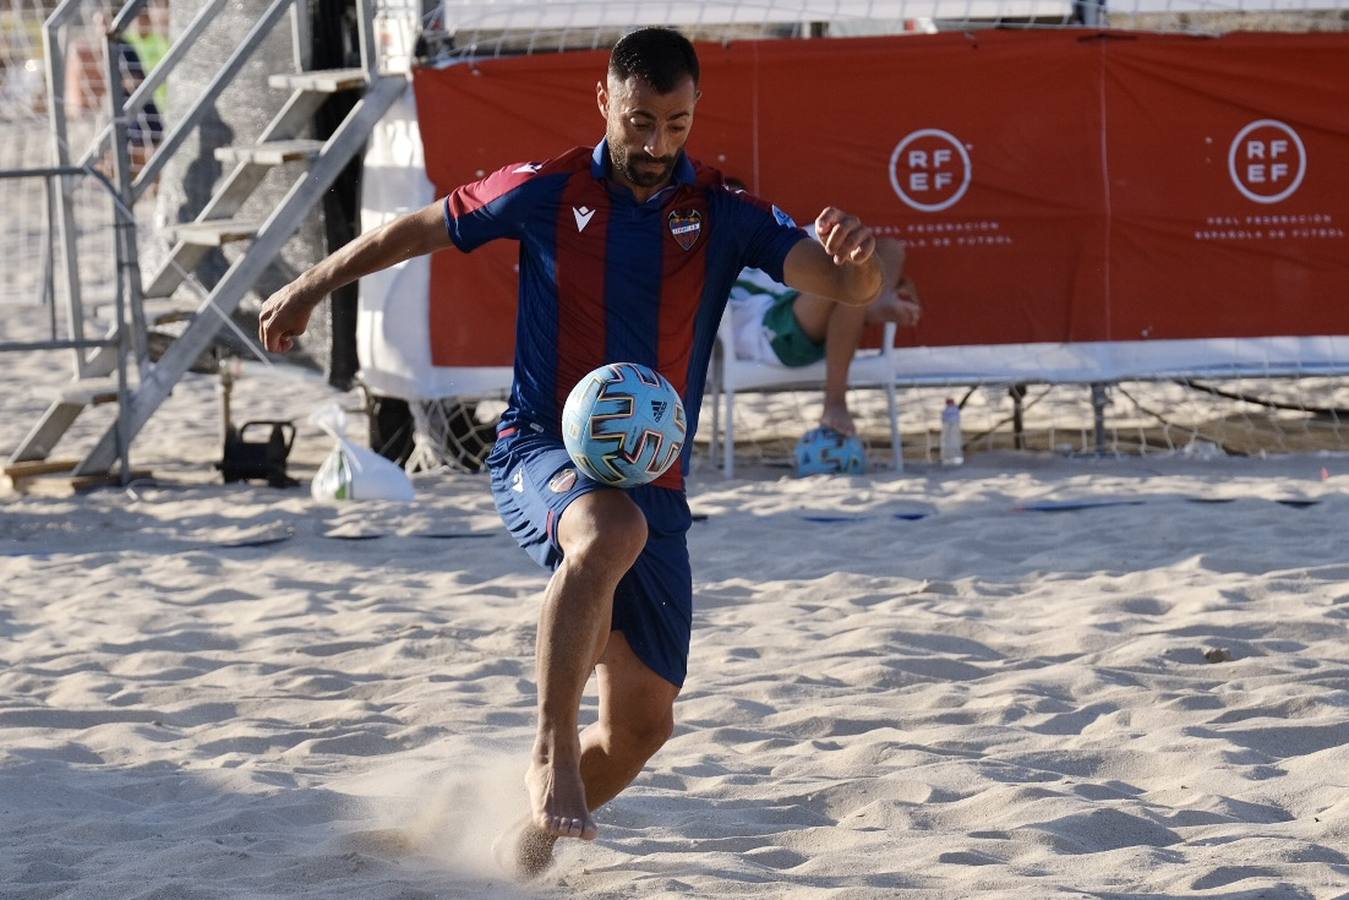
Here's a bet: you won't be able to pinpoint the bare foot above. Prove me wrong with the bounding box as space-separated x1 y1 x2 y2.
820 402 856 436
492 815 559 880
525 757 598 840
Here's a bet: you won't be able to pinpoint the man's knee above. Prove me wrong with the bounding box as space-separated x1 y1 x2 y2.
791 293 834 344
559 491 649 572
608 708 675 761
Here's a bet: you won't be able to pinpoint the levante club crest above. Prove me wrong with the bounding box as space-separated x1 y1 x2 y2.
668 209 702 250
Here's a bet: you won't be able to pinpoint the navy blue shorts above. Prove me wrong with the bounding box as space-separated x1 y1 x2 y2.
486 427 693 688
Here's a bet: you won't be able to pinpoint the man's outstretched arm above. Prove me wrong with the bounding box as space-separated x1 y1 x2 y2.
259 200 452 353
780 207 884 308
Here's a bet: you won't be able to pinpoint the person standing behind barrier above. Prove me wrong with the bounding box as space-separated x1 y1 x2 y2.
70 10 165 179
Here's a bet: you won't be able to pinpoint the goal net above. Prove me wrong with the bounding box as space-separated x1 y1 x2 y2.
6 1 1347 474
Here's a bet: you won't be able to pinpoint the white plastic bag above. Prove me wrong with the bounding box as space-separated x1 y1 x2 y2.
310 403 415 502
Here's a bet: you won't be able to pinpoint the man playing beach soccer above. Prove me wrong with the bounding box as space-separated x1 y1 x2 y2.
258 27 884 877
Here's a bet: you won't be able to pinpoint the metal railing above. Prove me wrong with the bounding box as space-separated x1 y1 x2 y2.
0 163 132 483
36 0 384 375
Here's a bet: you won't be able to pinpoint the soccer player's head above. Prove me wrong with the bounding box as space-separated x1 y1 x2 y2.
599 27 701 190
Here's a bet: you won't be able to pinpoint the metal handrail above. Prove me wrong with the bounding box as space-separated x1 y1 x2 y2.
42 0 87 374
0 166 121 219
107 0 149 34
0 163 132 483
0 339 116 352
28 0 376 479
40 0 292 385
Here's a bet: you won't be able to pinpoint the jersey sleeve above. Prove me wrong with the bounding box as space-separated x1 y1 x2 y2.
726 191 809 284
442 162 545 252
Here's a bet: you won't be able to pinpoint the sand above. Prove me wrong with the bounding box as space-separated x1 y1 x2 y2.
3 313 1349 898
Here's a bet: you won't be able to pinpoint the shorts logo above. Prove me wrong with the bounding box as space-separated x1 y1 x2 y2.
668 209 702 250
511 468 525 493
1228 119 1306 205
549 469 577 493
889 128 972 213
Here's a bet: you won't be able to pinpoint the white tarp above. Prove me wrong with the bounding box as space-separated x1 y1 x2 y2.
357 84 512 401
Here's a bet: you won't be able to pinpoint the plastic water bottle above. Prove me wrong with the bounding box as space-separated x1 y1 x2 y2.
940 398 964 466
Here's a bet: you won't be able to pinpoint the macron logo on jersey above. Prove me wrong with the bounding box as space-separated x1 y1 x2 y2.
573 206 596 232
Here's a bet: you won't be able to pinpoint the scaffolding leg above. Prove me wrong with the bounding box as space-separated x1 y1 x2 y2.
1091 382 1109 457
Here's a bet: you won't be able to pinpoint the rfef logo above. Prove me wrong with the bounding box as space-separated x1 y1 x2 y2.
1228 119 1306 205
889 129 971 212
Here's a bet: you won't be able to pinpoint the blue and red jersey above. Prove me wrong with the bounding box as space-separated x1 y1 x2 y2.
443 140 807 490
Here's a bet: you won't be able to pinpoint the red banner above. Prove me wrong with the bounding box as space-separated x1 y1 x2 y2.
1103 32 1349 340
412 30 1349 367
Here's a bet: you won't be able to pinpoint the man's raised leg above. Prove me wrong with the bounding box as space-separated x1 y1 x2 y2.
527 490 648 842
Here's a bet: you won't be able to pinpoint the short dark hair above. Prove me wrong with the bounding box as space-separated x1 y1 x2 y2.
609 27 700 92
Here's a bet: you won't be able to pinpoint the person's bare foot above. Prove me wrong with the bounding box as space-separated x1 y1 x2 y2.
820 402 856 436
492 815 559 880
525 756 597 840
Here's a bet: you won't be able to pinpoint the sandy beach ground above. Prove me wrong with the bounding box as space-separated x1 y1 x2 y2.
3 313 1348 899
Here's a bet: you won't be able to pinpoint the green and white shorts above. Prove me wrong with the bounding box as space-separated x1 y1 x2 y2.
728 273 826 368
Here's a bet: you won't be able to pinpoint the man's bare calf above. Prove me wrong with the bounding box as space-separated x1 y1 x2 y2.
501 485 679 879
524 491 652 848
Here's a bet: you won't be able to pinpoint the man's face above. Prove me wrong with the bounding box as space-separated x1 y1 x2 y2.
598 74 700 190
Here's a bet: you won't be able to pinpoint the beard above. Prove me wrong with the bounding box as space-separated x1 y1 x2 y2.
612 144 675 188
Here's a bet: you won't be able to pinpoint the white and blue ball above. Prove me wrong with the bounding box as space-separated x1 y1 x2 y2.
794 426 868 476
562 362 687 488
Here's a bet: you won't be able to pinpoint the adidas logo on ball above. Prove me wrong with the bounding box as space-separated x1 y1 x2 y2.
650 400 668 422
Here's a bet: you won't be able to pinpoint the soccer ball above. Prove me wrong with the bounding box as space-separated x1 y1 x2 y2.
562 362 687 488
794 426 868 476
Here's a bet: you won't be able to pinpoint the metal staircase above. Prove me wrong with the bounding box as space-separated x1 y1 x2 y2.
9 0 405 480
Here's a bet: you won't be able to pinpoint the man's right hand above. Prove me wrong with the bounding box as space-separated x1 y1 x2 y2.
258 284 318 353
